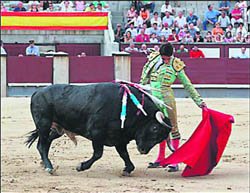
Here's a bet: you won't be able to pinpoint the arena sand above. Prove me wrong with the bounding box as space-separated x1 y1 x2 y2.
1 97 249 193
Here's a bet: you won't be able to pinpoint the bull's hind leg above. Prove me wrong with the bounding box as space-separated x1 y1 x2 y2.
76 140 104 172
115 144 135 176
36 118 55 174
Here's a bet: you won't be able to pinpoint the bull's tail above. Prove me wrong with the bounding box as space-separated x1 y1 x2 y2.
24 129 39 148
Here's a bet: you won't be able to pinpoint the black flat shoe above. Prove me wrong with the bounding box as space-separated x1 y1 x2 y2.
147 162 161 168
167 165 179 172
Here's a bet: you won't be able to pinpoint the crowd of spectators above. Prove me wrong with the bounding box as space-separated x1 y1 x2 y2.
114 1 250 45
1 1 109 12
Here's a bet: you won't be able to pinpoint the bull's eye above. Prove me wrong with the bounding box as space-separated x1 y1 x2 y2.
152 126 158 133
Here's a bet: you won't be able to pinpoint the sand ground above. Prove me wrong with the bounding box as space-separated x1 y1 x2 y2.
1 97 249 193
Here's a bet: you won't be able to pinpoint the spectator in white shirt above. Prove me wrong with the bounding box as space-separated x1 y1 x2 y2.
160 23 172 39
150 12 162 29
174 11 187 29
162 11 175 28
160 1 173 19
96 3 107 12
126 11 143 29
125 22 138 40
139 23 151 36
236 22 248 38
234 47 249 58
218 11 230 31
150 33 159 43
60 1 74 12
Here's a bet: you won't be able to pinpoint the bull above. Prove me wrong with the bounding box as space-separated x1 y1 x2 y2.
25 83 172 176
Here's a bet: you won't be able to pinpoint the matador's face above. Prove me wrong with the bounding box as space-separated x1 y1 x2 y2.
161 55 171 64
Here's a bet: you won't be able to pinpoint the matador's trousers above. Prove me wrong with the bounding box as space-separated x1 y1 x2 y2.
151 84 180 140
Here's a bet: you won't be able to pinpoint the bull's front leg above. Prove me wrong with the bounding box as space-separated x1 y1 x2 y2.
115 144 135 176
76 140 104 172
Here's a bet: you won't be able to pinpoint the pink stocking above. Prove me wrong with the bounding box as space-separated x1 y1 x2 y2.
154 140 166 163
169 139 180 167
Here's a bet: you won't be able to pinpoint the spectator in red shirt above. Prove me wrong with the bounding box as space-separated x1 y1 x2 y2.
231 4 243 27
135 28 150 42
189 46 205 58
167 29 179 42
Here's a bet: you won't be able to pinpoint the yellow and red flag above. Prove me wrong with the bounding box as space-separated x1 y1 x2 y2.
1 12 108 30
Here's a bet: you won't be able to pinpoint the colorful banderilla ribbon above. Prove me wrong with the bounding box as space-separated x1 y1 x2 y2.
119 84 147 128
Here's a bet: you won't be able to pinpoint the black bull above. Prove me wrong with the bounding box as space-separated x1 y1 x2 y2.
25 83 172 176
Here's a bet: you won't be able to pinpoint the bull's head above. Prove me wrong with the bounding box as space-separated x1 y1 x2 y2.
136 111 172 154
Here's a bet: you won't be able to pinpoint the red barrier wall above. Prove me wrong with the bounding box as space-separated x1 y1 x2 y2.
56 44 101 56
69 56 114 83
7 56 53 83
131 57 249 84
3 44 28 56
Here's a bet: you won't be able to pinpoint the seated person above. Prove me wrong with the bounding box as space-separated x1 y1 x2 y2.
150 12 162 29
174 11 187 29
26 40 40 56
236 22 247 38
93 1 109 9
96 3 107 12
224 31 234 43
226 23 236 37
126 6 136 23
60 1 74 12
218 1 231 15
162 11 175 28
123 31 134 43
188 23 197 38
160 23 172 40
204 31 214 42
124 42 138 53
167 29 179 42
149 23 161 39
85 3 96 12
150 33 159 43
139 44 149 54
125 22 138 40
160 1 173 19
14 1 26 11
77 52 87 57
140 6 150 27
193 31 204 42
212 22 224 36
135 28 150 42
114 24 125 42
231 4 243 27
186 11 201 28
176 44 188 53
235 47 248 58
182 31 194 43
203 4 221 30
189 46 205 58
217 11 230 31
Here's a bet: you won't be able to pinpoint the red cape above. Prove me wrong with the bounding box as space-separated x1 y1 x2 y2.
160 108 234 177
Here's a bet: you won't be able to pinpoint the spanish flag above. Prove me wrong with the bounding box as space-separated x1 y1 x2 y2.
1 12 108 30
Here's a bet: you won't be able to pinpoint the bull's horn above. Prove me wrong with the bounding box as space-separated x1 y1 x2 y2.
155 111 172 129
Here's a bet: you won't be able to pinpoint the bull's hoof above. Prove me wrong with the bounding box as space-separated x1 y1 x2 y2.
76 163 83 172
122 170 131 177
45 168 54 175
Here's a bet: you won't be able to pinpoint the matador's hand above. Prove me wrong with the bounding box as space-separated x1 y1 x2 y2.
200 102 208 111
